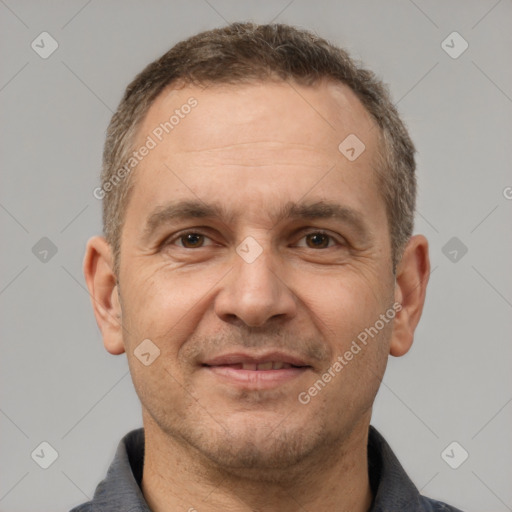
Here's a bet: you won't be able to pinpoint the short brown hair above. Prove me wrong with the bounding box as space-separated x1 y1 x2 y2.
101 22 416 275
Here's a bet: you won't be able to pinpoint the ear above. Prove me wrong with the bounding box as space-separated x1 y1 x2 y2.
390 234 430 357
83 236 125 355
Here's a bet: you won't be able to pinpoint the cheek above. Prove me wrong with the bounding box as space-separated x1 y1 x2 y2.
119 271 207 416
120 266 220 354
120 251 391 358
296 268 387 341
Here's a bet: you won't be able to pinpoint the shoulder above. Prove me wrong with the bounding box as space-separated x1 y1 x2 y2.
68 504 94 512
368 425 465 512
419 496 465 512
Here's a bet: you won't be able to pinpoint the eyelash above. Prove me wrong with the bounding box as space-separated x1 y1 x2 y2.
163 229 344 249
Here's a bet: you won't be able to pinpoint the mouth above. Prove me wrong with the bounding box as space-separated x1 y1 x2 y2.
201 352 313 389
207 361 304 370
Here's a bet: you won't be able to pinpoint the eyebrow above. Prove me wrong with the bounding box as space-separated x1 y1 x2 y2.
142 199 371 241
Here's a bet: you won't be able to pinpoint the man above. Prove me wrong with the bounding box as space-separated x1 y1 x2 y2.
75 22 463 511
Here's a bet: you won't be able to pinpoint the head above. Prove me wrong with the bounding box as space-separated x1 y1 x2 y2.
84 23 429 477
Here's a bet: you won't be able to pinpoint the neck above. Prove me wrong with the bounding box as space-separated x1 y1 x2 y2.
141 413 373 512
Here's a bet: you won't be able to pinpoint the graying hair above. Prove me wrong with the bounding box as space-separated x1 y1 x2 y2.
101 22 416 276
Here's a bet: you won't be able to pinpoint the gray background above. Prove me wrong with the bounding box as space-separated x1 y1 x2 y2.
1 1 511 511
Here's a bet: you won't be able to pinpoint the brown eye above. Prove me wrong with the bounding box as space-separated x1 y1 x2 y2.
304 232 333 249
178 233 206 248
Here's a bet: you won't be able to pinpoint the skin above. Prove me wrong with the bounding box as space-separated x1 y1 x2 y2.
84 79 430 512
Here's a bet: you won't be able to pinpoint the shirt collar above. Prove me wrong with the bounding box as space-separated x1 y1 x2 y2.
77 425 451 511
367 425 423 510
85 428 151 512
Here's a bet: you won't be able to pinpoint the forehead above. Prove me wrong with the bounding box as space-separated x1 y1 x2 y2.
125 79 385 232
136 79 378 157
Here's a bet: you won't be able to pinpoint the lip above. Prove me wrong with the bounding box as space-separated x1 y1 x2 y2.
204 365 310 389
201 351 312 390
202 351 311 368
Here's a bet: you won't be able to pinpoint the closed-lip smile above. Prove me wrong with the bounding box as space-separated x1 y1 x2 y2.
201 351 313 388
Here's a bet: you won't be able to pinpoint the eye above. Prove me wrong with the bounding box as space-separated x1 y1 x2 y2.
169 232 214 249
162 229 343 251
295 231 341 249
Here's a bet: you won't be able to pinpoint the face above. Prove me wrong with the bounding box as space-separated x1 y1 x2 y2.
91 80 411 474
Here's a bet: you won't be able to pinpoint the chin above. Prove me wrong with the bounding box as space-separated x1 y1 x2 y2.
183 414 328 478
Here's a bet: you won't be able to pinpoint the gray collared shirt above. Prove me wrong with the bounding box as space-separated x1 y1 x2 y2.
69 426 463 511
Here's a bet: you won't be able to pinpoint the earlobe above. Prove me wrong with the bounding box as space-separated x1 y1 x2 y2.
83 236 126 355
389 235 430 357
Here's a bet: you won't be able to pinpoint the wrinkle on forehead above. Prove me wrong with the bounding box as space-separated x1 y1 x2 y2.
126 79 386 235
134 79 379 158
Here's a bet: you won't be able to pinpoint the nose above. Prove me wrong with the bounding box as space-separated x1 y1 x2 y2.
214 244 297 328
